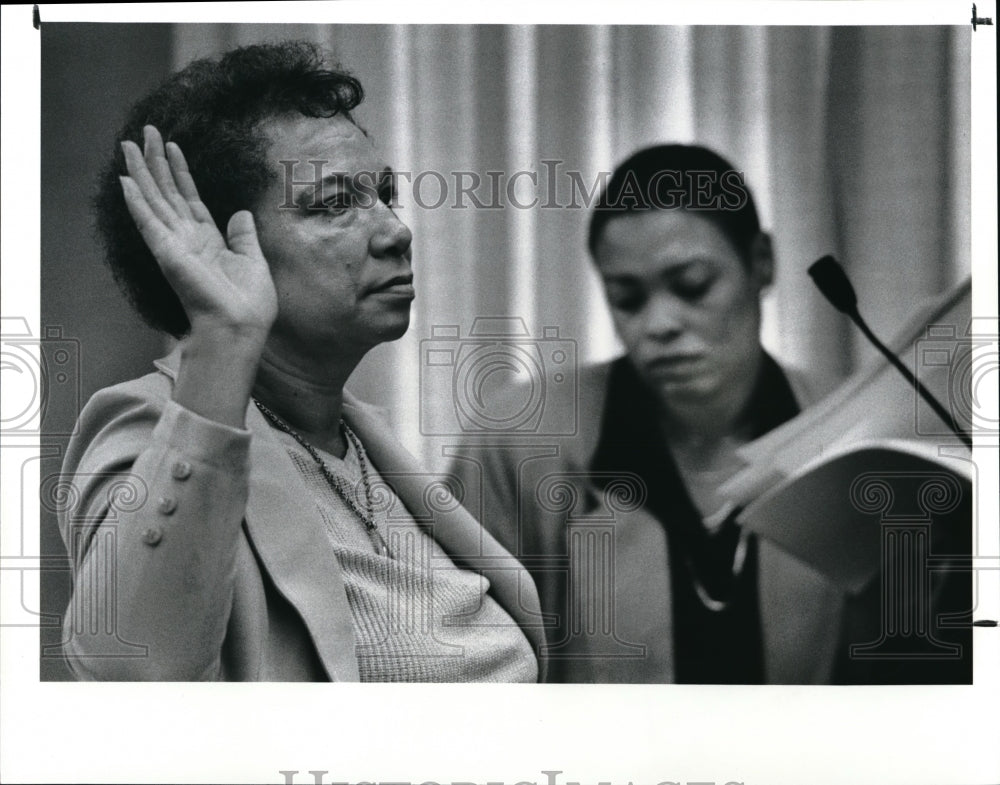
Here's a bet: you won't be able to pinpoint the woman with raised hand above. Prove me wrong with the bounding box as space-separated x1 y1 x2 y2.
59 40 543 682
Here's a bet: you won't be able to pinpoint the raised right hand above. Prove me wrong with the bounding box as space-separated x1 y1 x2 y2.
120 125 279 341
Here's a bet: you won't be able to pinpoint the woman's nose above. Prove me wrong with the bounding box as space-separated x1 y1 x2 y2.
370 202 413 259
644 292 684 339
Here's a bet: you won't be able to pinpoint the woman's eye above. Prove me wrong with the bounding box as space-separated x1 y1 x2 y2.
321 195 353 215
674 281 711 301
672 271 715 301
607 287 646 313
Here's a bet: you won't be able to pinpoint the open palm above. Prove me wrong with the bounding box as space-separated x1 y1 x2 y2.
120 125 278 338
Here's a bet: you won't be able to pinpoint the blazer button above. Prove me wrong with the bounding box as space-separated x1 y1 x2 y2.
171 460 192 480
157 496 177 515
142 527 163 546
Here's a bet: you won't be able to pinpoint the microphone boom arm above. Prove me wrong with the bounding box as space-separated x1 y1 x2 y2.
808 255 973 451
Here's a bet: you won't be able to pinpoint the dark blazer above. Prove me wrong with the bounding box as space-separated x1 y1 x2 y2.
58 347 547 681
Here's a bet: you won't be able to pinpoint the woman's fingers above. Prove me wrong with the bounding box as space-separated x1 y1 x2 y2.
226 211 265 262
142 126 195 222
121 139 181 229
121 125 272 325
121 174 221 302
165 141 215 224
119 175 176 266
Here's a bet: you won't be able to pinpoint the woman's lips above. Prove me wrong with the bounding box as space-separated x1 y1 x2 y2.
643 354 705 379
370 275 415 298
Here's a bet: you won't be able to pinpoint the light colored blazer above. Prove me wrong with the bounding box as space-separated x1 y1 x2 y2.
448 361 843 684
58 347 546 681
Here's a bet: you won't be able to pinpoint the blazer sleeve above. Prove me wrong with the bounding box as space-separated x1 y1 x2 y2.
57 374 252 681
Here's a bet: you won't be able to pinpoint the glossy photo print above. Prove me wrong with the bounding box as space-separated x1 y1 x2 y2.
2 3 998 784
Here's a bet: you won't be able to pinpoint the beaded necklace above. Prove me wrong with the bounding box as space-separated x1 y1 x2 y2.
253 398 391 557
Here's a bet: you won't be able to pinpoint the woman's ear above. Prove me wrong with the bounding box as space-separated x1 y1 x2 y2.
749 232 774 289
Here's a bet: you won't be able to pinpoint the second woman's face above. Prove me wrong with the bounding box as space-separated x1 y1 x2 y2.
252 113 414 363
594 210 771 407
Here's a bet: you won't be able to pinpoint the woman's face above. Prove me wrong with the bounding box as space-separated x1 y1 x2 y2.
593 210 772 407
252 113 414 363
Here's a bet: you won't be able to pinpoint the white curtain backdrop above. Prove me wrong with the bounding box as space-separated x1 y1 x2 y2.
172 24 971 467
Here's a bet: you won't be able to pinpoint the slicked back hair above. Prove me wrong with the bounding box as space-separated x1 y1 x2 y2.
588 144 762 267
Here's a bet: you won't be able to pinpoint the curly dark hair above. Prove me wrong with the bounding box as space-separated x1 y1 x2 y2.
94 40 364 337
587 144 762 266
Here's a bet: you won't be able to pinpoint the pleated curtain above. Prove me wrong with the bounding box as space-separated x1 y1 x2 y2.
172 24 970 466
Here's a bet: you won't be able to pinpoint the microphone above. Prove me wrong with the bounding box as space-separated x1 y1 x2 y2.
808 255 858 315
808 255 972 450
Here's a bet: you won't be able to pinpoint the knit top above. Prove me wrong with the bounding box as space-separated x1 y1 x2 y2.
276 428 538 683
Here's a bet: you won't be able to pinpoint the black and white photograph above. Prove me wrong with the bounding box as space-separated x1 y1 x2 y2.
1 2 998 783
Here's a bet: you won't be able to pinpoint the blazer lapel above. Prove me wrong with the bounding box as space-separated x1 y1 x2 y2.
243 403 361 681
342 393 549 681
153 348 360 681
